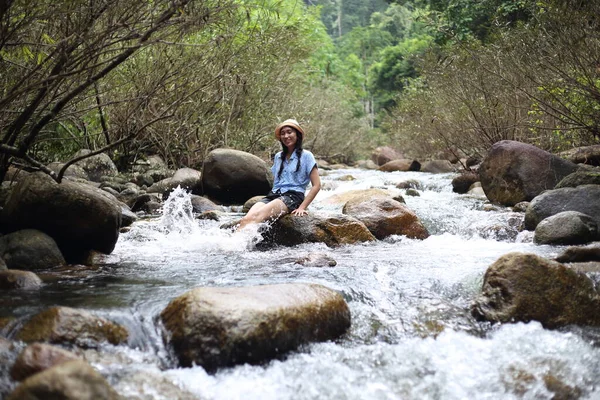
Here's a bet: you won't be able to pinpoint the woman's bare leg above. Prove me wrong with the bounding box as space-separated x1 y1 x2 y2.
237 199 289 230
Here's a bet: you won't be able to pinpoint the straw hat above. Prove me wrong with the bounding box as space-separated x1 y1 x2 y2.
275 119 305 140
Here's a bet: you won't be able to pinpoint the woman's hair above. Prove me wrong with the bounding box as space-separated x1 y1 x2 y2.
277 127 303 178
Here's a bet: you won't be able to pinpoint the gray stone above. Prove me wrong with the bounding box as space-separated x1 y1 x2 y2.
534 211 598 245
0 229 65 270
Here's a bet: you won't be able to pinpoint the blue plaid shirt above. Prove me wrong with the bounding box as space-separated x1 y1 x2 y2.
271 150 317 194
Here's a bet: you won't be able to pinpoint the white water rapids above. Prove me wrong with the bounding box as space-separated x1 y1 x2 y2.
3 168 600 399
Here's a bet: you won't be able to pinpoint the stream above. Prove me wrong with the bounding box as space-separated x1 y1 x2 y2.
2 167 600 399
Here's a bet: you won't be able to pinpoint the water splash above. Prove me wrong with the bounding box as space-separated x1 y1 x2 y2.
160 186 197 234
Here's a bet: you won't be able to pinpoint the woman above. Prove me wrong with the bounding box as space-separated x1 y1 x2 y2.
237 119 321 230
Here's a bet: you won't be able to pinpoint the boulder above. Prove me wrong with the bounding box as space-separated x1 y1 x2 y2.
190 195 224 213
355 159 378 170
130 193 162 213
0 270 43 290
0 229 65 270
452 172 479 194
534 211 598 245
242 195 265 213
147 167 202 198
555 242 600 263
555 169 600 188
160 283 350 371
47 162 89 181
201 149 273 205
11 343 81 381
7 360 119 400
420 160 455 174
371 146 404 166
524 185 600 230
322 188 394 206
73 150 118 182
561 144 600 166
342 196 429 240
266 214 376 247
379 159 421 172
479 140 579 206
16 306 128 348
471 252 600 328
1 172 121 263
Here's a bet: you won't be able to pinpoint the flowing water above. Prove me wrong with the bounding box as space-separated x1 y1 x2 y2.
2 168 600 399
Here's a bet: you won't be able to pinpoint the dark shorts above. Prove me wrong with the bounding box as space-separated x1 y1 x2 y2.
260 190 305 211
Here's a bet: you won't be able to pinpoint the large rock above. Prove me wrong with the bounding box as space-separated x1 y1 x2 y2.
322 188 393 206
379 159 421 172
561 144 600 166
160 283 351 371
7 360 119 400
73 149 118 182
47 162 89 181
147 167 202 198
11 343 81 381
16 306 128 348
0 270 43 290
266 214 376 247
420 160 455 174
190 195 223 213
342 196 429 240
452 172 479 194
534 211 598 245
524 185 600 230
555 170 600 188
0 229 65 270
201 149 272 205
1 172 121 263
471 252 600 328
479 140 579 206
555 242 600 263
371 146 404 166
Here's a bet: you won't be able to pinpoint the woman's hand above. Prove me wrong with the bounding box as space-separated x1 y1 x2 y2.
291 208 308 216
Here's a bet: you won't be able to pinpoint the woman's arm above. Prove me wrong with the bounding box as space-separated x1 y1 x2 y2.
291 166 321 216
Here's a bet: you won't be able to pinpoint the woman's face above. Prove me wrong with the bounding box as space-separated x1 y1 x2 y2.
280 126 297 149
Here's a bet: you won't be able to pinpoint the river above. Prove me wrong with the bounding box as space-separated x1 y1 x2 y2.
2 167 600 399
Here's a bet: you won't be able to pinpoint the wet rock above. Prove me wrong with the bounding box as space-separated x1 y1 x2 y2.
379 159 421 172
112 369 197 400
371 146 404 166
1 172 121 263
0 229 65 270
512 201 530 213
420 160 455 173
524 185 600 230
201 148 273 205
534 211 598 245
396 179 422 190
466 155 481 167
555 242 600 263
405 188 420 197
468 182 487 198
555 169 600 188
294 252 337 267
116 186 140 208
190 195 224 213
11 343 81 381
0 270 42 290
242 195 265 213
337 175 356 181
160 283 351 371
197 210 223 221
471 252 600 328
479 140 579 206
268 214 376 247
7 359 119 400
74 149 118 182
452 172 479 194
120 206 138 228
342 196 429 240
147 167 202 198
130 193 162 213
16 306 129 348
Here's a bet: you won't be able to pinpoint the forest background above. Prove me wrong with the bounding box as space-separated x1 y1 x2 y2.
0 0 598 181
